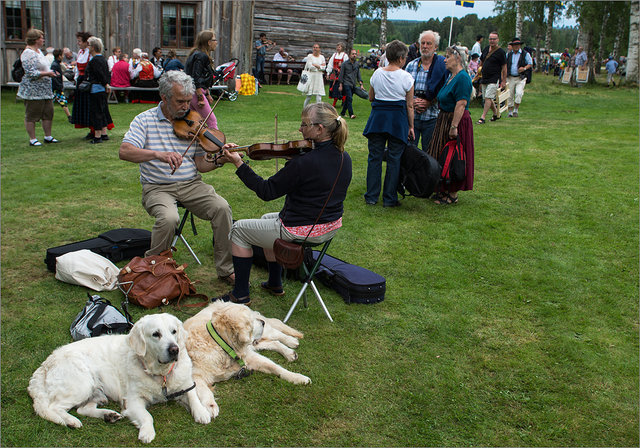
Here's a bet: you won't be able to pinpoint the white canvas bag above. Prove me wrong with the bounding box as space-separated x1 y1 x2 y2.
55 249 119 291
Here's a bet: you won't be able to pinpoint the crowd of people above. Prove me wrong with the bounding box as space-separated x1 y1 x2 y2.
17 24 622 305
16 29 206 146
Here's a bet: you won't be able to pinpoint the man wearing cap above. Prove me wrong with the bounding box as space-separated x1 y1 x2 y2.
506 37 533 118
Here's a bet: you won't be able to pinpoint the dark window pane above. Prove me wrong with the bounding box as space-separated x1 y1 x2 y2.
26 0 42 30
4 1 23 40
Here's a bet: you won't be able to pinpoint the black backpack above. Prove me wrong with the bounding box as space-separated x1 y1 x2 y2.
438 137 466 186
12 58 24 82
398 144 441 198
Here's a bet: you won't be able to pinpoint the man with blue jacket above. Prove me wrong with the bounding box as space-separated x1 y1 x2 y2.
404 30 447 152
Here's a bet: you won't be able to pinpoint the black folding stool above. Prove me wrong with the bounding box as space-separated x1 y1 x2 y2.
171 202 202 265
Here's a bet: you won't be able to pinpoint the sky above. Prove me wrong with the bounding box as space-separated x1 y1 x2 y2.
387 1 577 26
388 0 496 21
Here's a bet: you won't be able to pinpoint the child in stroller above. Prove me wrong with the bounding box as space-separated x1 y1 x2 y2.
210 58 239 101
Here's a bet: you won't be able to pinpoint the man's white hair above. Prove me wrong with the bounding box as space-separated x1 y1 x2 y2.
158 71 195 99
419 30 441 48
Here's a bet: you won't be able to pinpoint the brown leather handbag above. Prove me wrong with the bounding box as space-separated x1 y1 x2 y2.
117 249 199 309
273 238 305 270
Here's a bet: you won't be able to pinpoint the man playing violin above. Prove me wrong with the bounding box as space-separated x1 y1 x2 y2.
212 102 352 305
255 33 274 85
119 70 236 285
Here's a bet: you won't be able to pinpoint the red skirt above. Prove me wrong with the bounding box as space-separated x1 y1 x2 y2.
427 109 474 192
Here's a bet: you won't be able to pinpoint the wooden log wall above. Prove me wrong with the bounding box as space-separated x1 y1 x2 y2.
252 0 357 64
1 0 254 84
1 1 356 83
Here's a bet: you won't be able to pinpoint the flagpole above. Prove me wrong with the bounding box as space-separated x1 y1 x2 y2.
448 0 455 46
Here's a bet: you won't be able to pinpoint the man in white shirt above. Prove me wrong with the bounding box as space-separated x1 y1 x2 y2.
471 35 483 57
273 47 293 85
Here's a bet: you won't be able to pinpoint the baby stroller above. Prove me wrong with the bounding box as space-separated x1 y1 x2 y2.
209 58 238 101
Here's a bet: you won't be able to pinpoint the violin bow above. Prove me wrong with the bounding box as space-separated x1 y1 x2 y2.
274 113 279 172
171 94 224 175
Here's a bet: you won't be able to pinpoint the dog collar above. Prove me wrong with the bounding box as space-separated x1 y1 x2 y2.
207 321 250 379
140 360 196 400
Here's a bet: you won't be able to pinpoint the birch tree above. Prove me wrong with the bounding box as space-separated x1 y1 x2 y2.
627 0 639 84
515 1 523 38
356 1 418 48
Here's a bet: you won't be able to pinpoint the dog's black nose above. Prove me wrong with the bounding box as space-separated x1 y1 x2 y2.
168 344 179 360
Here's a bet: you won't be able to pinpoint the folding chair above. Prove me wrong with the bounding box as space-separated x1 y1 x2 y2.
171 202 202 265
283 238 333 323
496 85 510 118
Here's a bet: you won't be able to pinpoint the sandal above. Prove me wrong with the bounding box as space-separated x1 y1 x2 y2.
211 291 251 306
434 193 458 205
477 118 485 124
218 273 235 286
260 282 285 296
490 115 500 121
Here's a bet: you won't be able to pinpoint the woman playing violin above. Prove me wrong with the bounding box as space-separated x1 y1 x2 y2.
214 102 353 305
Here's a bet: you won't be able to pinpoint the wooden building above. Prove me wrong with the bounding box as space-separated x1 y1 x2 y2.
253 0 356 62
1 0 356 85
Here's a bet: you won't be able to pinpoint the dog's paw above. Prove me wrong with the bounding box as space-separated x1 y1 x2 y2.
138 427 156 444
199 395 220 419
103 411 122 423
283 349 298 362
290 373 311 385
64 415 83 428
282 335 300 349
193 407 211 425
206 401 220 419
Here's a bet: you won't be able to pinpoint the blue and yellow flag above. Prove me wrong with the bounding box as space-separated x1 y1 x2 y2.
456 0 475 7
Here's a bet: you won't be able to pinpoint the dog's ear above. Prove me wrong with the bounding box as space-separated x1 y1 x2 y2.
128 319 147 357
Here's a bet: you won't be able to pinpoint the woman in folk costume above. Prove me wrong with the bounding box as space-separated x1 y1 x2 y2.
70 31 93 137
427 45 475 205
131 52 162 103
326 42 347 108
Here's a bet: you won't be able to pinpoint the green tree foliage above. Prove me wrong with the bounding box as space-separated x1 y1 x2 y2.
356 14 500 52
356 1 418 46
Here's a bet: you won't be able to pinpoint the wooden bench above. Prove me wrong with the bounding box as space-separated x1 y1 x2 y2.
107 85 228 103
263 60 307 85
5 80 75 101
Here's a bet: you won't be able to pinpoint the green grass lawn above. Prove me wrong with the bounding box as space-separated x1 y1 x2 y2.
1 71 638 447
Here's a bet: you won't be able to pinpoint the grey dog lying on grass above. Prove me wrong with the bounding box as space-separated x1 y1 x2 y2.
28 313 210 443
184 301 311 419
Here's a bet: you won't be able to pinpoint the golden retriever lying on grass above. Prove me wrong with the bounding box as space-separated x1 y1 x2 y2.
28 313 210 443
184 301 311 418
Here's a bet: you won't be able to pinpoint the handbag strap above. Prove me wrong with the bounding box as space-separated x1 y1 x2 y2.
280 151 345 244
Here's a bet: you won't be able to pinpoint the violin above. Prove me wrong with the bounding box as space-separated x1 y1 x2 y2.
224 139 313 161
173 109 226 155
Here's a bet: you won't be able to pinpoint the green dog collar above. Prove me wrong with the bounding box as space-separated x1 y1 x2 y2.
206 320 246 368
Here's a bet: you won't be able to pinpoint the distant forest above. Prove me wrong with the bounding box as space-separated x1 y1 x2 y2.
356 15 579 53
